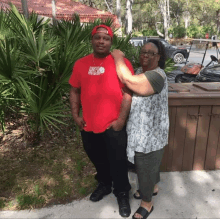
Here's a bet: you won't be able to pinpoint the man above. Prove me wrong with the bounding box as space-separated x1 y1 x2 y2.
69 24 134 218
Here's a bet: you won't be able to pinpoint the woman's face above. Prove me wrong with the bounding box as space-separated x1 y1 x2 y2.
140 43 160 70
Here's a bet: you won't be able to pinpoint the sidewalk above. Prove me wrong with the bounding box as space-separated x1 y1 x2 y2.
1 170 220 219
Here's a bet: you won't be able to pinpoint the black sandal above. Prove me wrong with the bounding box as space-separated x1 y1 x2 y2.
133 190 158 199
132 206 154 219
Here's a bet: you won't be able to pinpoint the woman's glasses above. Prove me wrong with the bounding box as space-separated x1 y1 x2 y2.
140 51 158 57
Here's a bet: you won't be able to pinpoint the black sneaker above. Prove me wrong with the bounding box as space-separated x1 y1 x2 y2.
117 192 131 218
89 182 112 202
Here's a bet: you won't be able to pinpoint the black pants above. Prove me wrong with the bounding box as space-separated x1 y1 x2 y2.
81 127 131 196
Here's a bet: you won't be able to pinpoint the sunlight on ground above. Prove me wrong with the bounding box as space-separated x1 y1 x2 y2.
207 197 220 207
40 175 56 186
190 171 214 184
171 172 187 197
99 204 118 218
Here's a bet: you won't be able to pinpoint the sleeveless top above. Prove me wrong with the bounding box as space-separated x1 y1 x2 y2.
126 67 169 164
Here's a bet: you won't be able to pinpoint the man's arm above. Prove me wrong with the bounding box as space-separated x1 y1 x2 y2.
69 87 86 130
109 81 133 131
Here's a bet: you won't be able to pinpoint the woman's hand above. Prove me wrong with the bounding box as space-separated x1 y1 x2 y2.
111 49 125 59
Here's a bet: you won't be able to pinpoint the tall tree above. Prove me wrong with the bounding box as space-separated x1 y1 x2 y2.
79 0 103 9
21 0 29 18
167 0 170 28
116 0 122 35
217 9 220 34
158 0 169 40
212 0 220 34
116 0 122 25
182 11 190 29
125 0 133 34
105 0 113 13
170 0 184 26
52 0 57 25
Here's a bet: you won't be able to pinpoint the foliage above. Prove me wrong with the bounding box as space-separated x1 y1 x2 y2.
0 198 5 209
0 118 97 210
125 45 141 71
142 29 158 37
0 6 72 143
164 58 178 74
169 25 186 38
186 25 200 38
186 25 217 38
76 0 220 37
16 194 45 210
200 25 218 37
0 5 139 144
132 31 144 37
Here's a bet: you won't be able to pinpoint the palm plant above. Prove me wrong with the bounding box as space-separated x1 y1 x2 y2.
0 36 26 132
0 6 90 144
0 5 176 145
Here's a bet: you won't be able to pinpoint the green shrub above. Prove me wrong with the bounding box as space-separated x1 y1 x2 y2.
16 194 45 209
142 29 158 36
0 4 138 144
187 25 199 38
164 58 178 74
131 31 143 37
169 25 186 38
186 25 217 38
0 198 5 209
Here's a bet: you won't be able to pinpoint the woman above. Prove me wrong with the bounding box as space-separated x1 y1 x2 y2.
111 39 169 219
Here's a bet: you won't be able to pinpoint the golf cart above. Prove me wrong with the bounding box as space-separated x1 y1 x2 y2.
175 39 220 83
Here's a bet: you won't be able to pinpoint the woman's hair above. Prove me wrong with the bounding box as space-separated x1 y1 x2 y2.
145 39 167 69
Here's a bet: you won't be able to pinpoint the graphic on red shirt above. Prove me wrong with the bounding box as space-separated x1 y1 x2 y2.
88 66 105 75
69 54 134 133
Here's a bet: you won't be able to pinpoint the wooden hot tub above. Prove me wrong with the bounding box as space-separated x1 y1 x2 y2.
161 82 220 171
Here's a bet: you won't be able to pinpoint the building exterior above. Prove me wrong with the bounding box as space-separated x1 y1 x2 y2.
0 0 120 28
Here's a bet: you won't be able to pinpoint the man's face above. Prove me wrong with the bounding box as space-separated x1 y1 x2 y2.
92 27 112 57
140 43 160 70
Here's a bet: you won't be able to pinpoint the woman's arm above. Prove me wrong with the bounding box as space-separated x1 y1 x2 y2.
111 49 155 96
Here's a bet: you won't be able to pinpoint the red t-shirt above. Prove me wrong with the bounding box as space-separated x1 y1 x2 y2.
69 53 134 133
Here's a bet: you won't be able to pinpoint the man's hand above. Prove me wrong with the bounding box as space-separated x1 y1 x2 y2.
108 118 125 131
74 116 86 131
111 49 125 59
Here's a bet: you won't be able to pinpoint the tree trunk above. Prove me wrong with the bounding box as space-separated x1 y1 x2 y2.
125 0 133 35
155 22 164 37
183 12 190 29
217 9 220 35
104 0 112 13
176 7 180 26
167 0 170 28
159 0 168 40
21 0 29 19
116 0 122 36
88 0 93 7
183 0 190 38
52 0 57 25
106 0 113 13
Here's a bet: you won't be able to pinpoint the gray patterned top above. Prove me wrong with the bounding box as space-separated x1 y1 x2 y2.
126 67 169 164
